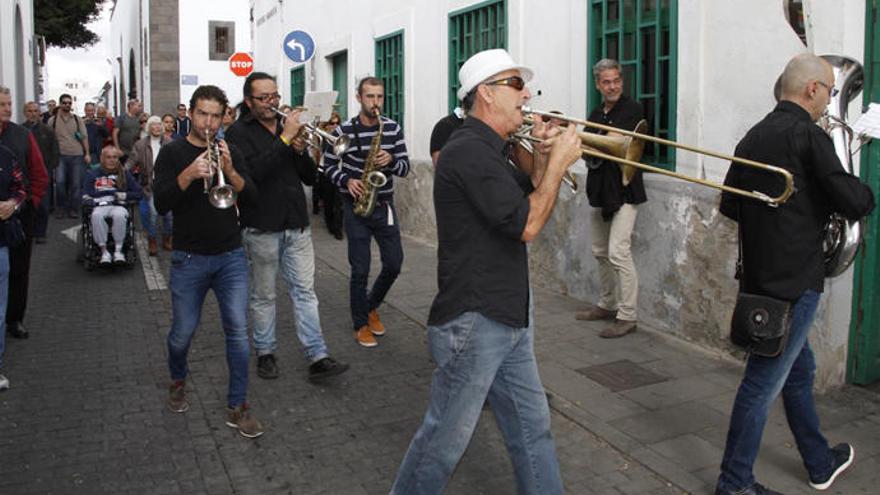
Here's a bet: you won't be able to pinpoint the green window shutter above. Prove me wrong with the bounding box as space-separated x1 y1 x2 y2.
332 52 348 120
448 0 507 113
588 0 678 170
290 66 305 108
375 30 405 129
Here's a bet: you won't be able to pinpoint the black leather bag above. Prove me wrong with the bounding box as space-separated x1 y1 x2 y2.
730 292 792 358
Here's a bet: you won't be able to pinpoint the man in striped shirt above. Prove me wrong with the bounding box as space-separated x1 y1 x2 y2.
323 77 410 347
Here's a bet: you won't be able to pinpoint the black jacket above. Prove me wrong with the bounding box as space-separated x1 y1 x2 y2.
720 101 875 300
224 115 317 232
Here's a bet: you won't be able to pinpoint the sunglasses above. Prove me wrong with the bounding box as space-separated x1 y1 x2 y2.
484 76 526 91
251 93 282 103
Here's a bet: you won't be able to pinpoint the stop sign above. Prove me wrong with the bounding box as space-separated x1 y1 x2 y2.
229 52 254 77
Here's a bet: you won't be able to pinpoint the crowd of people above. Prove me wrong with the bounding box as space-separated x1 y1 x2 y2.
0 47 873 494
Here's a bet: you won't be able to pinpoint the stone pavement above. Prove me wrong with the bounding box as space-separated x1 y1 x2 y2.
0 214 877 494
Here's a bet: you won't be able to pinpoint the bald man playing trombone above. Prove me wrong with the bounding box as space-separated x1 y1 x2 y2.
390 49 581 495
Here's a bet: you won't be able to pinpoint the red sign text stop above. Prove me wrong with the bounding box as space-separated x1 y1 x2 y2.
229 52 254 77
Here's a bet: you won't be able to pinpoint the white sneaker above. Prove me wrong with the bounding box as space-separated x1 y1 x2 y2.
0 373 9 391
113 251 125 263
99 251 112 264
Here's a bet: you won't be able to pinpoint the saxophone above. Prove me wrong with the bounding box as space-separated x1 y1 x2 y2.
353 109 388 217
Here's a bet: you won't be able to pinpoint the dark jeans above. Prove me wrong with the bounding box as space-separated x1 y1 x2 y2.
343 198 403 330
6 203 34 325
34 196 49 238
56 154 85 211
717 290 835 491
320 178 343 235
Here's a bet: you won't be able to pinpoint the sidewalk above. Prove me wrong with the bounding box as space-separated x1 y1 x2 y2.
0 215 876 494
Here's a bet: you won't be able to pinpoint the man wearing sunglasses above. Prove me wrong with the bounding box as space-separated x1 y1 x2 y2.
714 53 873 495
48 94 90 219
391 49 581 495
575 58 647 340
226 72 349 383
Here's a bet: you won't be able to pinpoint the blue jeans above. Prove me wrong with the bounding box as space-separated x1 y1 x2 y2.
717 290 835 491
343 199 403 330
139 195 172 239
390 311 564 495
55 154 85 211
242 227 328 362
0 247 9 369
166 248 250 407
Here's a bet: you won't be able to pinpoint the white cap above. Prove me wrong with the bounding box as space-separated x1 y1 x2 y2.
456 49 533 101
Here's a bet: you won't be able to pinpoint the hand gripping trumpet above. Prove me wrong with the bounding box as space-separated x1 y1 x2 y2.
272 107 351 156
516 106 795 206
203 128 237 209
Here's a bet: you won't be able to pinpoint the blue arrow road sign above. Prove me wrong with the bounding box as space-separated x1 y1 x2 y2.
283 30 315 63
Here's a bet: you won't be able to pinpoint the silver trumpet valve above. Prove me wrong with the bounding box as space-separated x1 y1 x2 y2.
273 107 350 156
204 128 237 209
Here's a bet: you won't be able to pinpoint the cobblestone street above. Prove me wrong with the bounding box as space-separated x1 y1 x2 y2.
0 215 878 494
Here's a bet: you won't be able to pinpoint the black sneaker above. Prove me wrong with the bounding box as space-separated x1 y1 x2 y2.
809 443 854 490
308 357 350 382
714 482 782 495
256 354 279 379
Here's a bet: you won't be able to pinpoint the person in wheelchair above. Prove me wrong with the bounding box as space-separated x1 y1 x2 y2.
83 146 142 265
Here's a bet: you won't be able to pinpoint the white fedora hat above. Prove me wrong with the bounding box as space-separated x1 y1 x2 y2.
457 49 533 101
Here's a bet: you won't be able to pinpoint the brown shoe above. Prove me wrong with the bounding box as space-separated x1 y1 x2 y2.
368 309 385 336
599 319 637 339
162 234 172 251
148 237 158 256
167 380 189 413
225 403 264 438
354 325 378 347
576 306 617 321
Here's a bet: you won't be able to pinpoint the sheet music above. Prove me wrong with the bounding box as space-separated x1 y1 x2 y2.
852 102 880 140
300 91 338 123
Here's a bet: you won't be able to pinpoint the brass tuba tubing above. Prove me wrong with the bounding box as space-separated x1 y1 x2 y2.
521 106 795 206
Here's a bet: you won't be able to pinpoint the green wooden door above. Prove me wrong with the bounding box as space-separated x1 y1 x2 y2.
376 30 404 129
447 0 507 112
848 0 880 385
290 66 305 108
332 52 348 121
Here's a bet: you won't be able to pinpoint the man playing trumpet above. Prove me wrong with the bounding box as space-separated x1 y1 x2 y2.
154 85 264 438
575 58 647 339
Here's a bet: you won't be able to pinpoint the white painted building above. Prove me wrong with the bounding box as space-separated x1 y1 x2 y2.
108 0 251 117
0 0 40 122
249 0 880 389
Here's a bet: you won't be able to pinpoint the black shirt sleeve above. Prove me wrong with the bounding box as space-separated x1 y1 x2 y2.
805 125 875 220
430 115 462 154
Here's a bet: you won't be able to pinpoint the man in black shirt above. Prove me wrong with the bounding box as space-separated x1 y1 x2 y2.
575 58 647 339
429 107 465 166
391 49 581 495
153 85 264 439
225 72 348 382
714 54 874 495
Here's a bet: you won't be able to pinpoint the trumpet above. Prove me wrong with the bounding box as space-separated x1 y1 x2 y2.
518 106 795 206
203 128 237 209
272 107 350 156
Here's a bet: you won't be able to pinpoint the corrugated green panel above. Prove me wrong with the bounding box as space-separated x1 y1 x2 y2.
375 31 405 129
848 0 880 385
289 66 305 108
587 0 677 170
448 0 507 112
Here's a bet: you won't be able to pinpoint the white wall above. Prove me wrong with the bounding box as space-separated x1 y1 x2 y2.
109 0 142 115
177 1 251 110
249 0 872 387
0 0 37 122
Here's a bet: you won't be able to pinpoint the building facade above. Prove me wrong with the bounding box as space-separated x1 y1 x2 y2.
108 0 251 117
249 0 880 389
0 0 39 122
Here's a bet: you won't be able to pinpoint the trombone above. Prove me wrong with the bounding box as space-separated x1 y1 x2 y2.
272 107 350 156
519 106 795 206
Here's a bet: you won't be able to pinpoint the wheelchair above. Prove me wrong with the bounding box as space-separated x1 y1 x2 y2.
76 196 139 271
